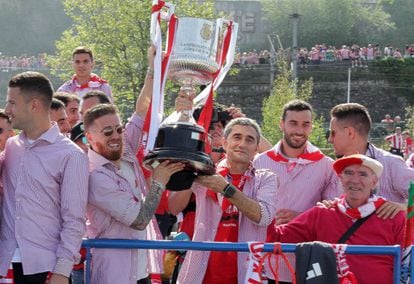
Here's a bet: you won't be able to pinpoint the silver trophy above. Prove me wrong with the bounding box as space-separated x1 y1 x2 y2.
144 11 238 191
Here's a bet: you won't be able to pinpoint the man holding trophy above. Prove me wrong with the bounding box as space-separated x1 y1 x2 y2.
176 117 278 283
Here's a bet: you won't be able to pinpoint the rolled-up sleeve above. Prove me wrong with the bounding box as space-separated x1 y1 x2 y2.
255 170 278 226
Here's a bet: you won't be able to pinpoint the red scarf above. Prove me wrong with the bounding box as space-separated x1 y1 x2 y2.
266 143 324 172
206 164 252 210
72 74 107 89
336 194 386 220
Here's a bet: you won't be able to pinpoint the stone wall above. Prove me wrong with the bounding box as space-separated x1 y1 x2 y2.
216 64 410 124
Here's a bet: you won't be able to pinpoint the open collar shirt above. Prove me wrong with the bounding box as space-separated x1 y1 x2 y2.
177 160 278 284
86 113 162 284
0 123 89 277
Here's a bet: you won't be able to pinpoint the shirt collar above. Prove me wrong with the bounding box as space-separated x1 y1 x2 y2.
20 122 61 146
266 141 324 164
88 148 118 171
216 158 255 178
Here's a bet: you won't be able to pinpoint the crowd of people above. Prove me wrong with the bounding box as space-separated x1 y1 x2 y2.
0 44 413 284
235 43 414 68
296 43 414 68
0 53 48 70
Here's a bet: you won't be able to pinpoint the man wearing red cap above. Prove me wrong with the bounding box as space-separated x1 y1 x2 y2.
266 154 406 284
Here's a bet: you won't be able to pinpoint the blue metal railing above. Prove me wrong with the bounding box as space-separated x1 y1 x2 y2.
81 239 405 284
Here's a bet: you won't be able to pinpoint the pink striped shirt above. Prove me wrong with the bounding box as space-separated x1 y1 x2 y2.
0 123 89 277
177 161 278 284
366 143 414 202
86 113 163 284
253 141 341 281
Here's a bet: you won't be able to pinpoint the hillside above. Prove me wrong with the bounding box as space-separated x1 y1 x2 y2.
0 0 71 55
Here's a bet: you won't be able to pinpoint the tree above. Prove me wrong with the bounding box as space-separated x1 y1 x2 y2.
47 0 216 118
261 0 394 49
261 55 331 153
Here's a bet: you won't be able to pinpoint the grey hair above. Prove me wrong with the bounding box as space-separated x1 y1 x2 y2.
223 117 261 144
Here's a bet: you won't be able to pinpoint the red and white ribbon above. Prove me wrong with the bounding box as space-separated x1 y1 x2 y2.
143 0 177 153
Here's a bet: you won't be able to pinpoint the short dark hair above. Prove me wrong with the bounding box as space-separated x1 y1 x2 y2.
53 92 80 106
0 109 10 124
83 90 111 104
72 46 94 61
8 71 54 108
51 98 66 111
84 104 118 130
224 117 261 145
282 100 313 120
330 103 371 137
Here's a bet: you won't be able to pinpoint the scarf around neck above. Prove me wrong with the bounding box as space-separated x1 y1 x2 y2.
72 73 107 89
336 194 386 220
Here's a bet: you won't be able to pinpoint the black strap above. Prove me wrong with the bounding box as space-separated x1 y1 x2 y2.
337 212 374 244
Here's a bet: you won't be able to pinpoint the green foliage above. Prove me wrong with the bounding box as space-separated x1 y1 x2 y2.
368 57 414 103
47 0 216 119
262 57 330 151
261 0 394 49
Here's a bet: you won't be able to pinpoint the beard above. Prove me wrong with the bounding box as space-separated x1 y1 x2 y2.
284 133 308 149
95 140 123 162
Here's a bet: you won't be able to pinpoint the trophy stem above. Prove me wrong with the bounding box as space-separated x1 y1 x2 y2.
177 83 197 124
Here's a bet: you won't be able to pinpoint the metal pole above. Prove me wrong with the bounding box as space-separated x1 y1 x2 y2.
290 13 300 80
267 34 277 91
347 67 351 103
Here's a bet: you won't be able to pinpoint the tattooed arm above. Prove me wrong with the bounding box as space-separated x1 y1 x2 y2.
130 160 185 230
130 180 165 230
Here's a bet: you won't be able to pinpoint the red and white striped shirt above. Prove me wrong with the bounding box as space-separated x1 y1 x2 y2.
386 133 405 150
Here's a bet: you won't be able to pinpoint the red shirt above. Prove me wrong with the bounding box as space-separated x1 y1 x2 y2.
203 174 242 284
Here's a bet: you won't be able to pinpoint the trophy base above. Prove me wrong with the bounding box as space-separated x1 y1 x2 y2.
143 123 215 191
144 149 215 191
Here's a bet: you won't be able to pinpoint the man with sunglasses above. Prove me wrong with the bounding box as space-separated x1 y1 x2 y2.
253 99 341 284
0 71 89 284
328 103 414 206
83 46 185 284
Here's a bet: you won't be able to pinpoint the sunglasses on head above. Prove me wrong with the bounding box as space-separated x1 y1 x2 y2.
101 125 124 137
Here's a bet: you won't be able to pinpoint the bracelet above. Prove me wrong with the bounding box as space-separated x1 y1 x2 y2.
222 183 237 199
147 67 154 77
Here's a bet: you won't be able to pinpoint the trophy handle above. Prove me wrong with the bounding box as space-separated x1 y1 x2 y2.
150 1 175 43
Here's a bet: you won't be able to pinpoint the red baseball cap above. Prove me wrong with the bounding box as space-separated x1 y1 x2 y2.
333 154 383 177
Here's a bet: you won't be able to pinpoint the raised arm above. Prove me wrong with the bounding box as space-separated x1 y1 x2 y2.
135 45 156 118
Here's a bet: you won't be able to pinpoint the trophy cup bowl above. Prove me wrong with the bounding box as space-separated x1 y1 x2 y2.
144 17 227 191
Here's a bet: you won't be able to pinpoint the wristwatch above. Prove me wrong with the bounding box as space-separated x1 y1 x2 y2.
222 183 237 198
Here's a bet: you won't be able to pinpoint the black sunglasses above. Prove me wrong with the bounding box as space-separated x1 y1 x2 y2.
101 125 124 137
